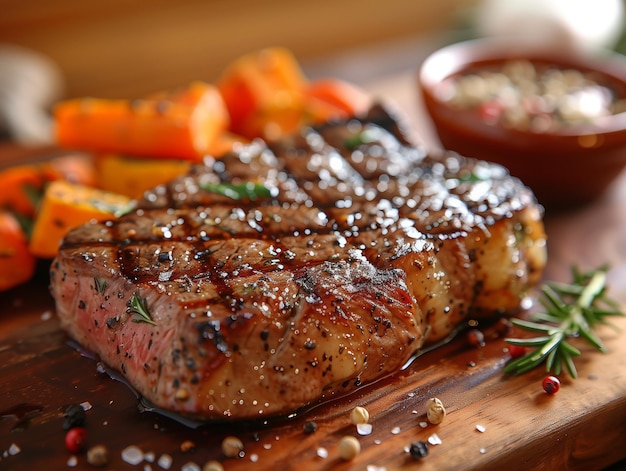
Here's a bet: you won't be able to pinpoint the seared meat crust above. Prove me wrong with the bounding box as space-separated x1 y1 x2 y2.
50 105 546 420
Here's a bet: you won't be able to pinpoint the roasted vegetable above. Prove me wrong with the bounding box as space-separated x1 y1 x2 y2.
217 47 308 139
29 180 132 258
0 154 95 218
0 210 36 291
94 154 192 199
304 78 372 120
54 82 230 160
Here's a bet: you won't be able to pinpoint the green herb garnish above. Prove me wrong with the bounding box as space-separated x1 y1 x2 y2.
126 293 157 326
199 182 274 201
344 130 376 150
504 266 624 378
94 277 108 294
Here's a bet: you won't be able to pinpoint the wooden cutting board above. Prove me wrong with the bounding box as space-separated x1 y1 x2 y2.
2 70 626 470
1 236 625 471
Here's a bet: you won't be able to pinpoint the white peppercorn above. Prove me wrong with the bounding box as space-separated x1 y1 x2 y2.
350 406 370 425
203 460 225 471
86 444 109 467
338 435 360 460
221 436 244 458
426 397 446 425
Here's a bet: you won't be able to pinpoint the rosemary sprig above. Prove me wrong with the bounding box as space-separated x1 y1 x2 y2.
126 293 157 326
504 266 624 378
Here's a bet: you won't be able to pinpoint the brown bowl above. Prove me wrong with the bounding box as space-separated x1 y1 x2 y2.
418 38 626 209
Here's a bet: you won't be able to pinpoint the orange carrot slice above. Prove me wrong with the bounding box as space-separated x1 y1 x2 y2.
54 82 229 160
305 78 372 120
217 47 308 138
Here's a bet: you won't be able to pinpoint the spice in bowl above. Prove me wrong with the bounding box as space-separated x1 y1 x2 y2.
418 38 626 208
437 60 626 133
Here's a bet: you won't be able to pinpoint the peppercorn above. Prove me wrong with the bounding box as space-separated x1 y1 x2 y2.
467 328 485 347
203 460 225 471
338 436 360 460
65 427 88 453
350 406 370 425
180 440 196 453
86 445 109 467
409 441 429 460
542 376 561 395
507 344 527 359
426 397 446 425
221 436 244 458
303 421 318 434
63 404 86 431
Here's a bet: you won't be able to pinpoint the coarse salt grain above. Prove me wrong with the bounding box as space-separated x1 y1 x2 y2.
428 433 442 446
479 448 487 454
157 454 173 469
317 447 328 459
356 423 373 435
121 445 144 465
144 452 155 462
8 443 20 455
144 465 153 471
419 421 428 428
367 465 387 471
80 402 92 411
250 453 259 463
391 426 401 435
67 455 78 467
41 310 52 321
476 424 486 433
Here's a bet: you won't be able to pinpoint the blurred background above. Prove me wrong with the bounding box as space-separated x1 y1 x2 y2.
1 0 625 143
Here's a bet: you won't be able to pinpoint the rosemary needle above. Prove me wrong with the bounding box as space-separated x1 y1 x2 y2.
504 266 624 378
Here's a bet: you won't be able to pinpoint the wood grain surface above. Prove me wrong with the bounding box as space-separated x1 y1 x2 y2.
1 68 626 470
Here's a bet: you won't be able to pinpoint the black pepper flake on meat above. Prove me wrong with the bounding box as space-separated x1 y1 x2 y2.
196 320 229 354
304 341 316 350
78 300 86 309
157 251 173 263
105 317 119 329
303 421 318 434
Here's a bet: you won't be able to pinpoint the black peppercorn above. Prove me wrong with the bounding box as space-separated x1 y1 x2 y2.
409 441 429 460
63 404 86 431
303 421 318 434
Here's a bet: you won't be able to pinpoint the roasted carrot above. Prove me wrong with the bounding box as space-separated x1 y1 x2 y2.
0 154 97 218
54 81 230 160
217 47 308 138
0 210 36 291
304 78 372 120
0 164 45 217
29 180 132 258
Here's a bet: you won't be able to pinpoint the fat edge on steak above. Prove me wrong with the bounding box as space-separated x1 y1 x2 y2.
50 105 547 420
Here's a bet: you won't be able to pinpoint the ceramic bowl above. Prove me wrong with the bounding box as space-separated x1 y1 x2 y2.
418 38 626 209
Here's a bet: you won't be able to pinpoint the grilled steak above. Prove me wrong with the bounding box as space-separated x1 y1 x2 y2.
50 105 547 420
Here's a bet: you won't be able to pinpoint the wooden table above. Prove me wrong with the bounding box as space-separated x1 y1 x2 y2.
1 49 626 471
